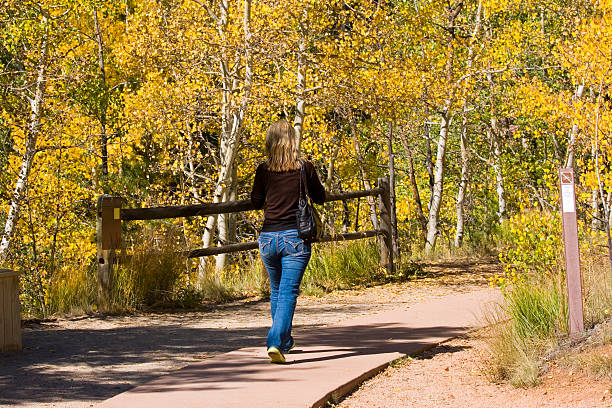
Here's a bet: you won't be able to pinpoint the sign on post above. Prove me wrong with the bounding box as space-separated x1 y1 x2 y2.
559 168 584 335
98 196 123 250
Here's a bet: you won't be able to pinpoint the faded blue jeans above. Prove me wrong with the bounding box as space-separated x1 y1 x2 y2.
258 229 311 352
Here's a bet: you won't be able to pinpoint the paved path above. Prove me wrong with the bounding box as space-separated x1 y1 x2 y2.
99 287 501 408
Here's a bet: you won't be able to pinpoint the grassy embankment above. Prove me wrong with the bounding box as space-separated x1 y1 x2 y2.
485 211 612 387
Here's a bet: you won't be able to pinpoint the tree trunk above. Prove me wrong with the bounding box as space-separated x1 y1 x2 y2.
294 34 306 152
591 188 602 230
425 111 451 253
200 0 253 277
565 84 585 169
348 110 378 230
593 77 612 274
388 123 400 258
489 122 507 223
424 122 435 210
325 143 340 191
398 131 427 240
455 116 469 247
0 18 48 263
94 8 109 177
215 166 238 271
423 2 461 254
454 0 480 248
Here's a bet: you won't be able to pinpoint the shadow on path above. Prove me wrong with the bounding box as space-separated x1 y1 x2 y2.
0 324 269 405
126 323 467 394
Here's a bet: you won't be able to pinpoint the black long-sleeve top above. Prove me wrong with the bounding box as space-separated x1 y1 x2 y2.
250 161 326 232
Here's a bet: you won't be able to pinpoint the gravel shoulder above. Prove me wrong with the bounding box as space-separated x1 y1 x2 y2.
0 257 496 408
337 329 612 408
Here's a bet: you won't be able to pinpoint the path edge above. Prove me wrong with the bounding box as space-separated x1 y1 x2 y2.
314 328 486 408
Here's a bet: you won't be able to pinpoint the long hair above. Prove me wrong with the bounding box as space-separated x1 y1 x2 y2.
265 119 300 171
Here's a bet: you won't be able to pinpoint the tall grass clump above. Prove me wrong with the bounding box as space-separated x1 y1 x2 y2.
112 226 187 310
487 210 612 387
302 238 382 295
46 262 97 316
486 280 567 386
486 211 566 386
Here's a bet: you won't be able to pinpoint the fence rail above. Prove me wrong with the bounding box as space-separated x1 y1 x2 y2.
119 188 384 221
96 179 393 305
183 230 380 258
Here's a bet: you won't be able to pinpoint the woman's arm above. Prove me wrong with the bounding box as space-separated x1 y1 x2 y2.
251 164 266 209
306 162 326 204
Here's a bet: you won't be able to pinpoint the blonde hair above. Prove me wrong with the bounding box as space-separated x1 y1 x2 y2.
265 119 300 171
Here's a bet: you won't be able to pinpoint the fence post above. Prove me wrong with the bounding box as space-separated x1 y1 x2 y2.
0 269 21 352
96 195 123 309
378 177 395 275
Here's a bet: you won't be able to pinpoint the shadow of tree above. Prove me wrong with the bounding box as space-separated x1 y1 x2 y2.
0 324 269 404
124 323 468 394
0 321 469 403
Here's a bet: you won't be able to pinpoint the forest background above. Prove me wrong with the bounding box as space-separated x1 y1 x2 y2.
1 0 611 319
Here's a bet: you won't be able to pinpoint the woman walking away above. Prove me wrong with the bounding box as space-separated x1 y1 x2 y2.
251 119 326 364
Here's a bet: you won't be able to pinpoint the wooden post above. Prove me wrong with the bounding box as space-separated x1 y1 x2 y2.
96 195 122 309
378 177 395 275
559 168 584 335
0 269 21 352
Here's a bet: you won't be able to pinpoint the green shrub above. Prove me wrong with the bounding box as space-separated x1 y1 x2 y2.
496 210 563 286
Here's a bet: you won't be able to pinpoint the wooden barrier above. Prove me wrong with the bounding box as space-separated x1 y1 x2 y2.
96 180 394 302
0 269 22 352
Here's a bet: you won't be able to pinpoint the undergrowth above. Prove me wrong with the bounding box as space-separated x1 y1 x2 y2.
39 229 433 317
485 210 612 388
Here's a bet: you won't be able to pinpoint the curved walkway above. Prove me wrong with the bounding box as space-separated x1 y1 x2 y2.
0 258 501 407
99 287 501 408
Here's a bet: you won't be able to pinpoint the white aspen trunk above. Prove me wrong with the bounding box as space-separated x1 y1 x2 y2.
454 0 481 248
215 192 229 271
424 2 462 251
593 76 612 273
425 111 451 253
294 34 306 152
200 0 253 277
0 19 48 263
215 165 237 271
490 124 507 223
424 122 434 211
455 118 469 247
591 188 602 230
565 84 585 168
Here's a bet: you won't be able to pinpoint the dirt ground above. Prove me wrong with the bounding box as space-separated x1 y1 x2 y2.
337 331 612 408
3 256 607 408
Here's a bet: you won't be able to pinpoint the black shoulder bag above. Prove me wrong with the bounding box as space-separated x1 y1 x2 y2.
296 162 322 241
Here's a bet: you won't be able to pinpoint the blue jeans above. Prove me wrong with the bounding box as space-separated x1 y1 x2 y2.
258 229 311 351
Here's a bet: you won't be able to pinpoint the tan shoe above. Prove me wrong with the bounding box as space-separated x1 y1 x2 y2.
267 346 286 364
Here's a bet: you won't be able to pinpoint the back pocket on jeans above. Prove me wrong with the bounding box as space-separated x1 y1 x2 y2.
283 236 309 255
258 237 274 257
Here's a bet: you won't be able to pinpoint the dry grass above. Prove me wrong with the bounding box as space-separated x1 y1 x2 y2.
484 230 612 388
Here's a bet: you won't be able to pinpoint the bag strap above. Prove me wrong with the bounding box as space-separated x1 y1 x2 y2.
300 161 311 202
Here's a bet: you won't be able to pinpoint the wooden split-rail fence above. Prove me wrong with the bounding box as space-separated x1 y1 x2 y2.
96 177 395 304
